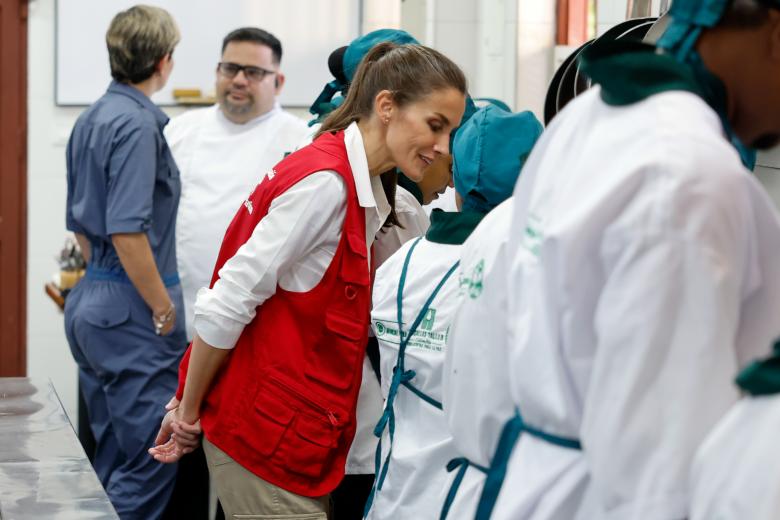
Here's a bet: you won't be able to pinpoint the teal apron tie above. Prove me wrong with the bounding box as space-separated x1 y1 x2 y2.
363 237 459 516
473 410 582 520
439 458 488 520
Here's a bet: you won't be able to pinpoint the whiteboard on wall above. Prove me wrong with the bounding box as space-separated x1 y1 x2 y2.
56 0 361 106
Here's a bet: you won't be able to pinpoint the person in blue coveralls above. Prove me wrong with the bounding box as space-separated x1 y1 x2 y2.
63 6 184 519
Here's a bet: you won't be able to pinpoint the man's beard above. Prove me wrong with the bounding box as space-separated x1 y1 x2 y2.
220 89 254 116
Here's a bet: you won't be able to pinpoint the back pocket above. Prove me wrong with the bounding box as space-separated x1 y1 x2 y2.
81 304 130 329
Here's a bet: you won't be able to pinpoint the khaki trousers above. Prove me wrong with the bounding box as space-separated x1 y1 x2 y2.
203 436 329 519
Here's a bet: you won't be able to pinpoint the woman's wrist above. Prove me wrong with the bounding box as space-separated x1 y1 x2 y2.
177 404 199 424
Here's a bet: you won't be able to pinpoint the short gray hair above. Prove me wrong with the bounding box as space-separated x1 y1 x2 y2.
106 5 180 84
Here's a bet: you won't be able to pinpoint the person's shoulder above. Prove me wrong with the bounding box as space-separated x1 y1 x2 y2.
169 105 213 127
395 185 424 215
462 201 513 264
274 109 310 134
376 234 417 278
284 169 346 198
79 94 156 139
471 200 513 241
165 105 213 143
593 89 749 198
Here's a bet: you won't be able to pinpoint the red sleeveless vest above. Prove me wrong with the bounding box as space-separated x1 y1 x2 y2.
175 131 371 497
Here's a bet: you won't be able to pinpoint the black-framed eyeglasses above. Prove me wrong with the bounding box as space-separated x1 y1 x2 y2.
217 62 276 82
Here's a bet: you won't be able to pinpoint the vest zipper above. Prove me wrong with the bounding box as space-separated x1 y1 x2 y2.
269 374 341 426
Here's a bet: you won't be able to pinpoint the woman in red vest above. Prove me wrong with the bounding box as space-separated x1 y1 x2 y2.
149 42 467 518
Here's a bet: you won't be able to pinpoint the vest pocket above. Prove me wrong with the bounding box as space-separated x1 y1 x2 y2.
304 310 364 390
261 372 345 479
252 386 295 457
285 413 340 478
339 232 370 286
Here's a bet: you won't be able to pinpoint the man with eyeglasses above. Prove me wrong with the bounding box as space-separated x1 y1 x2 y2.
167 27 308 346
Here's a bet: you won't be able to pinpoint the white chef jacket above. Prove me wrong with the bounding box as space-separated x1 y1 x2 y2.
367 213 479 519
441 198 518 519
167 103 309 340
473 88 780 519
191 122 390 350
374 185 430 266
690 394 780 520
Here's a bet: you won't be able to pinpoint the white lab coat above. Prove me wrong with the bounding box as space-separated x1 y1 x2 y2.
167 104 309 340
690 395 780 520
469 88 780 519
367 226 468 519
441 198 517 519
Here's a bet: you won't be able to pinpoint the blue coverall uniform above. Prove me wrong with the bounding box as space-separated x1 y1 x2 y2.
64 81 185 520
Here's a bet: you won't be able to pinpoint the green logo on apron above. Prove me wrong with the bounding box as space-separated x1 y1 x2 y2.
420 308 436 331
460 259 485 299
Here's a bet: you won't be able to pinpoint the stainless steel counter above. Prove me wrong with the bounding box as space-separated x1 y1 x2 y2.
0 378 117 519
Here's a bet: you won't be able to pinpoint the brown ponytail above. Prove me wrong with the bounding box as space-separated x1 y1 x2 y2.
317 42 467 137
317 42 466 227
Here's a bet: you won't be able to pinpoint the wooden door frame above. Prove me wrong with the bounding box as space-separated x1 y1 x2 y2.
0 0 28 376
557 0 589 46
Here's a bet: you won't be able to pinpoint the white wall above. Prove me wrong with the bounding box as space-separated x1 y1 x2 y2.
405 0 547 118
516 0 556 119
28 0 91 421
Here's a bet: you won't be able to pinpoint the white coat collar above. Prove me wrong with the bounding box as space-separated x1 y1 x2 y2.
344 122 391 221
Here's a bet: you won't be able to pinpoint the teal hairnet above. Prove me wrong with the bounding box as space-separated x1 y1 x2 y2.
657 0 729 60
343 29 419 82
658 0 780 59
452 105 543 213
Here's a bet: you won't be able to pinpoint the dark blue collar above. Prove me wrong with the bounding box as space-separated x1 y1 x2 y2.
107 80 169 128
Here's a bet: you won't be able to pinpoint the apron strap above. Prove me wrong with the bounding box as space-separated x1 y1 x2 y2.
440 457 488 520
364 238 459 516
474 410 582 520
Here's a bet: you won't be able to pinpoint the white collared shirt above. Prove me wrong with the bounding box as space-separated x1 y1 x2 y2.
192 122 390 350
168 103 309 340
